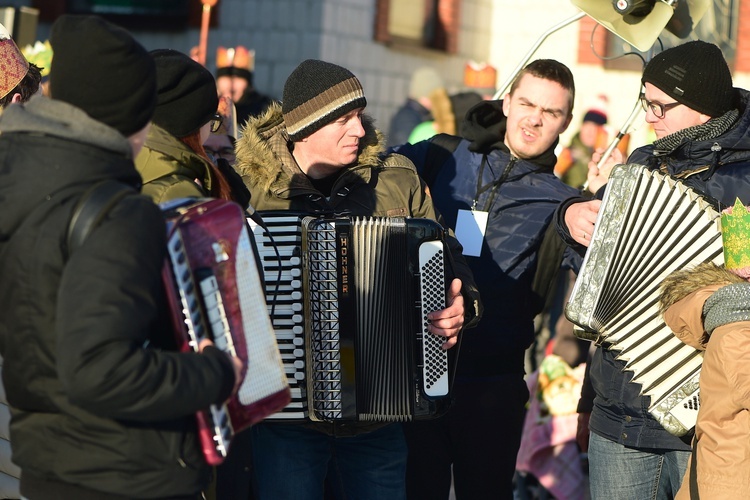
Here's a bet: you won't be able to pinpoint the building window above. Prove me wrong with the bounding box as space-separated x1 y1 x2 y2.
374 0 459 53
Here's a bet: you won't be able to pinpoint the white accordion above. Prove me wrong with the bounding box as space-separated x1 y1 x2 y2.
565 164 723 436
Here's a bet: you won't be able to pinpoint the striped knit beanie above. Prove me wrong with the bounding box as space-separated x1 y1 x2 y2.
282 59 367 141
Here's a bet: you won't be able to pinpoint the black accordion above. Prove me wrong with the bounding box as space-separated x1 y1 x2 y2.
566 164 723 436
248 213 454 422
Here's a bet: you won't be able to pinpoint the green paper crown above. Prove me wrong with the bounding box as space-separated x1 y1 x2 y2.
721 198 750 278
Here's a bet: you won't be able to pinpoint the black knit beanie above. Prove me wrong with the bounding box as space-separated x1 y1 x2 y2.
282 59 367 141
49 15 156 136
151 49 219 137
642 40 734 117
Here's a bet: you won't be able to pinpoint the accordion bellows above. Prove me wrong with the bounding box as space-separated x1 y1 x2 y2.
566 164 723 436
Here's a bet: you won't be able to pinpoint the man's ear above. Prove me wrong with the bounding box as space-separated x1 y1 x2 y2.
10 93 22 104
562 113 573 133
501 94 511 116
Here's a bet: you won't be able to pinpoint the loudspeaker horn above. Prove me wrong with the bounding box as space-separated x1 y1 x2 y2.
571 0 712 52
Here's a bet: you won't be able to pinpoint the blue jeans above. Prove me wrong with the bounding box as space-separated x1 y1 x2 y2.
588 432 690 500
250 422 407 500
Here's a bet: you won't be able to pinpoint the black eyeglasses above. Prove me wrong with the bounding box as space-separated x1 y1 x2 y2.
209 113 223 133
639 95 682 119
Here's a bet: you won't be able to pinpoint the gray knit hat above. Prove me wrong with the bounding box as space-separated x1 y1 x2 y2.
642 40 734 118
282 59 367 141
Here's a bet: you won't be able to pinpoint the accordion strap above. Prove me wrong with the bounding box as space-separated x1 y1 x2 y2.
66 180 136 258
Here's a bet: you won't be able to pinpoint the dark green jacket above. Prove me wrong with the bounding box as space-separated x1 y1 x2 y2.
135 123 214 203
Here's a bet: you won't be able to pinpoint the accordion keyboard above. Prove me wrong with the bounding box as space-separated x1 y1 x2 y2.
167 232 233 461
249 215 308 419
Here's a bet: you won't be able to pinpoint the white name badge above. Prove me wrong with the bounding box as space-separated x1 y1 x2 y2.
455 209 488 257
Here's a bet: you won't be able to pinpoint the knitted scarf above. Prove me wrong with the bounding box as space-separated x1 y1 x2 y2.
653 108 740 154
703 282 750 334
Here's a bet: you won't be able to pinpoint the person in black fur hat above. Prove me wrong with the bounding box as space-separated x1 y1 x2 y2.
0 14 242 499
555 40 750 500
136 48 249 206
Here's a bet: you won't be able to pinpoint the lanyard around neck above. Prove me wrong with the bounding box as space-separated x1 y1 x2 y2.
472 154 515 212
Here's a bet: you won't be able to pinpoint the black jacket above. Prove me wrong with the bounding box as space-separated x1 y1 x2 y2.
0 96 235 498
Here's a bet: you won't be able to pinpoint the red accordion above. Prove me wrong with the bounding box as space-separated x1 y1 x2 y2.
161 198 290 465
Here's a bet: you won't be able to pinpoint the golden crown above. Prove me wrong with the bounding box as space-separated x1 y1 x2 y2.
216 46 254 70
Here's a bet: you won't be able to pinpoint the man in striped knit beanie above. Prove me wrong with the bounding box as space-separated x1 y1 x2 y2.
232 59 482 499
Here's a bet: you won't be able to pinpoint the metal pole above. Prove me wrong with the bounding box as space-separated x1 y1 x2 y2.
581 95 643 191
492 11 586 100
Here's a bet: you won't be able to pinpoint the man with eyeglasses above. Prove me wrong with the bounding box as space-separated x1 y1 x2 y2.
555 40 750 499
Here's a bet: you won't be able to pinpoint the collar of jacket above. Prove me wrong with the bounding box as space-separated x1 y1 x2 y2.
461 99 559 170
234 102 387 199
136 123 215 192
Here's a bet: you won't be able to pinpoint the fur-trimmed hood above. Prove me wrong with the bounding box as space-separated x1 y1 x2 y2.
233 102 386 195
659 262 746 349
659 262 746 313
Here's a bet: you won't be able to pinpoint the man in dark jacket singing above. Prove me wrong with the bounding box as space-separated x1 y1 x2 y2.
394 59 582 499
0 15 241 500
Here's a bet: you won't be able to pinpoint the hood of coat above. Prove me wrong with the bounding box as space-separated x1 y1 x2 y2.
233 102 386 194
659 262 746 313
0 95 141 239
659 263 745 349
135 123 215 192
460 99 559 170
